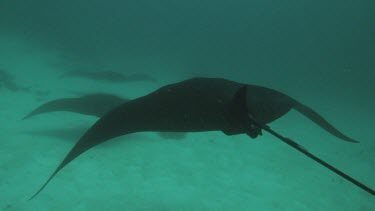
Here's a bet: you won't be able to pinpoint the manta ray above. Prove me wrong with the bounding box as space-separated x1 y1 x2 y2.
23 93 187 140
29 77 374 199
60 70 157 83
23 93 126 119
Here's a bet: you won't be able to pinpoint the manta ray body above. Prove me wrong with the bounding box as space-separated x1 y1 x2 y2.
30 77 374 199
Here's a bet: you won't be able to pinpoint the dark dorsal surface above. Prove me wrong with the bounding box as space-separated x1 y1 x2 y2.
30 77 359 199
60 70 157 83
23 93 187 140
23 93 126 119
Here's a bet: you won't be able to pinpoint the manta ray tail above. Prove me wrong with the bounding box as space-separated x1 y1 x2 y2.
293 103 359 143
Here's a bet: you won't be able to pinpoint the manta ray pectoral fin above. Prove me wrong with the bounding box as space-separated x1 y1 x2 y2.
23 94 128 120
293 103 359 143
22 98 76 120
29 128 102 200
29 102 134 199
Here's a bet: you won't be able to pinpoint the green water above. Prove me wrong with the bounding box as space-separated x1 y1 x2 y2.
0 1 374 210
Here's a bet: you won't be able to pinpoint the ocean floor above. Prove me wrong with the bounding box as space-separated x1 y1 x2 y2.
1 35 374 211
